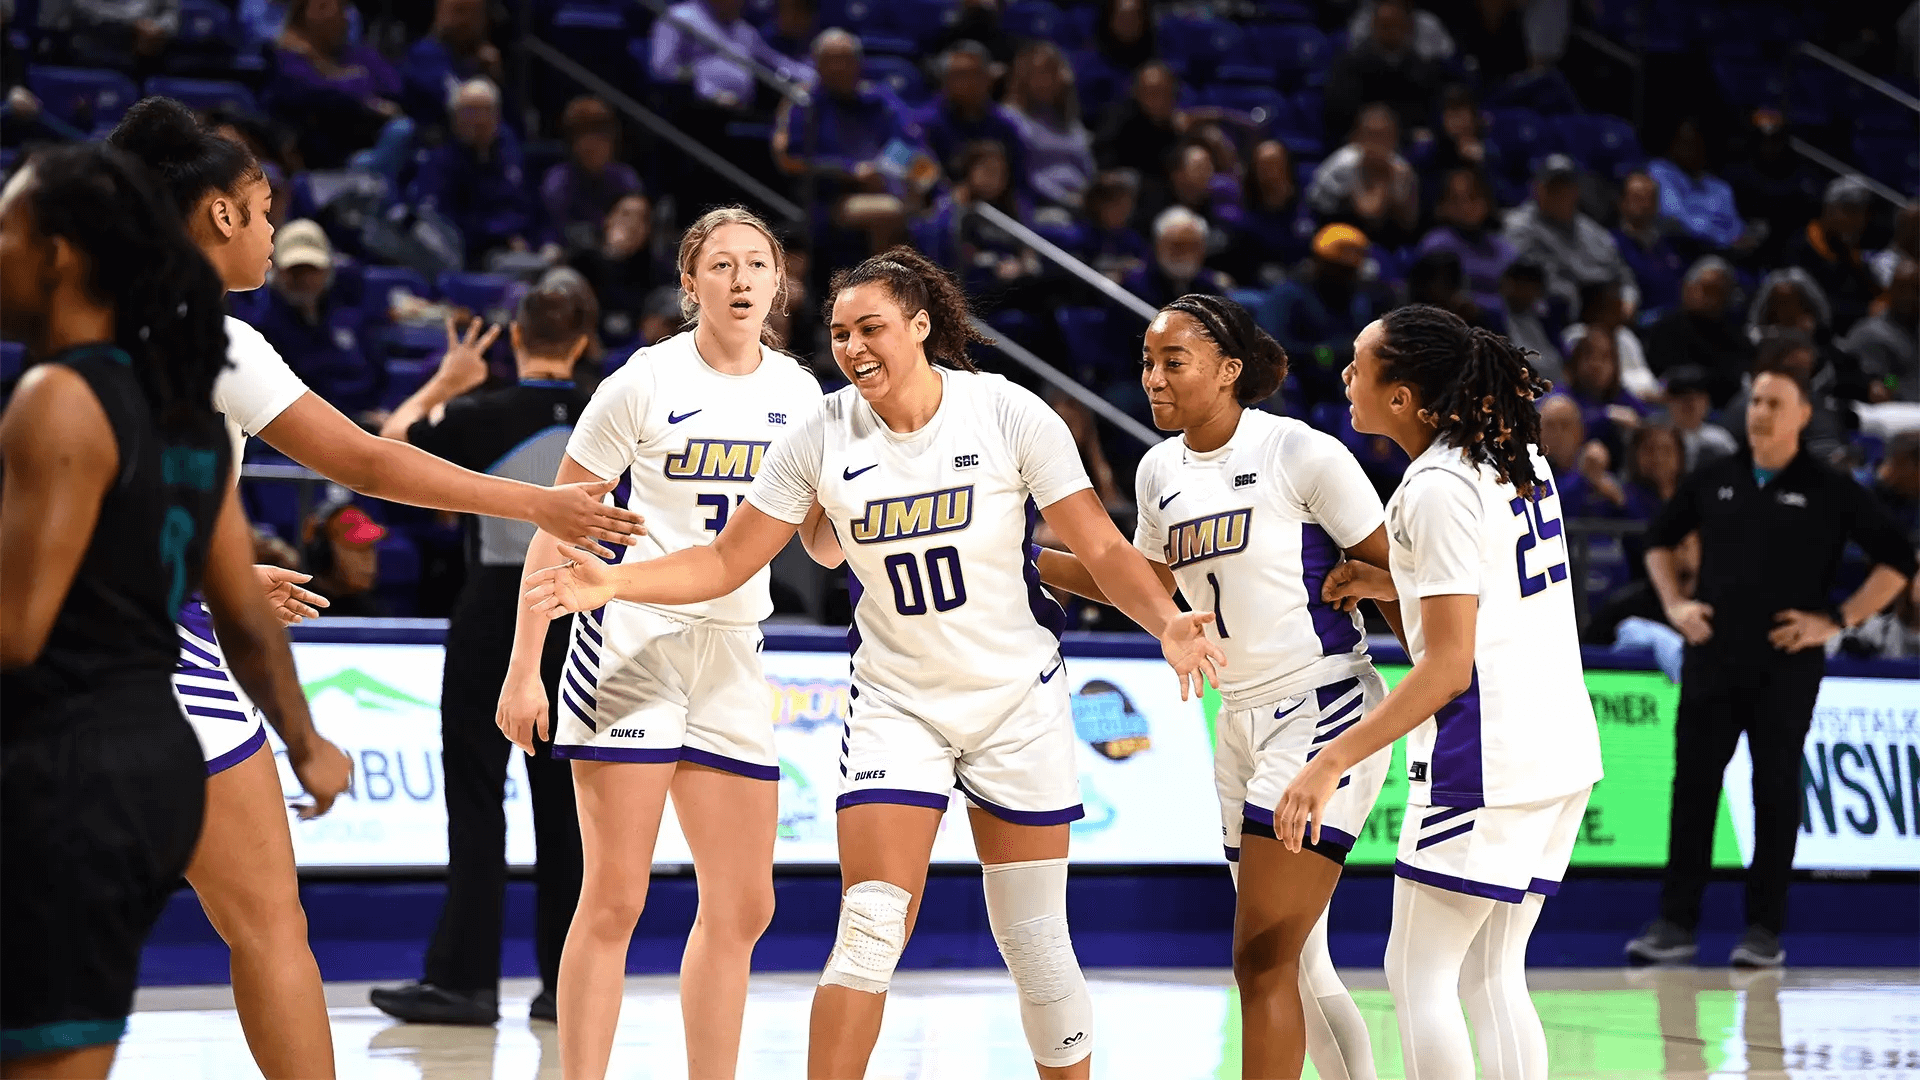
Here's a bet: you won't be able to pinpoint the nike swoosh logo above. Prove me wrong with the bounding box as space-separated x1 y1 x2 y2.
1039 659 1063 683
843 464 878 480
1158 492 1181 510
667 409 702 424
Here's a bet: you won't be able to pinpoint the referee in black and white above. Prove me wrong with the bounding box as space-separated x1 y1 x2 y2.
1627 365 1914 969
366 272 600 1023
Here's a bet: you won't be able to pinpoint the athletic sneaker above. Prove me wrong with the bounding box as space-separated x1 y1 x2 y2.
1625 919 1698 966
1729 925 1786 969
368 982 499 1025
529 990 557 1023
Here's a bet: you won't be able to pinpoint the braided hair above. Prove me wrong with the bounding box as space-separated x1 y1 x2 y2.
826 246 992 370
1159 293 1288 405
108 97 264 225
1376 303 1551 495
25 143 230 433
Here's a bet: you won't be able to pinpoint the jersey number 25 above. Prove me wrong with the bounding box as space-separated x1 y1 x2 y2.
1509 479 1569 598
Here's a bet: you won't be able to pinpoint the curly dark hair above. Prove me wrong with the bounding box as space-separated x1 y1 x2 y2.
1377 303 1552 495
25 143 230 433
1159 293 1288 406
826 246 992 370
108 96 264 225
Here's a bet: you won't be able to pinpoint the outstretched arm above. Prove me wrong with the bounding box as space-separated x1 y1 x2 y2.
1035 545 1175 606
259 390 641 555
526 500 800 617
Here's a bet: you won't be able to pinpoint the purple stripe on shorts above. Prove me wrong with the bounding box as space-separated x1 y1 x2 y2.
1313 677 1361 715
1243 803 1275 827
176 596 214 640
567 651 598 689
1223 845 1240 863
1429 668 1485 807
1422 805 1472 828
174 663 229 681
578 618 603 646
1311 717 1360 744
836 787 951 813
1300 525 1364 656
1394 859 1527 904
679 747 780 782
185 705 248 722
176 684 239 701
1335 775 1350 789
1528 878 1563 896
570 633 600 669
1415 819 1476 850
176 636 221 669
205 725 267 776
560 689 596 732
563 670 597 712
1316 824 1357 853
550 744 681 764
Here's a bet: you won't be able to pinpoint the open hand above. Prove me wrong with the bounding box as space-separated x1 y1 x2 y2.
438 315 500 394
1770 609 1839 653
254 564 330 625
1159 611 1226 700
531 477 646 558
496 671 550 755
1273 754 1342 852
525 542 620 620
1321 560 1396 612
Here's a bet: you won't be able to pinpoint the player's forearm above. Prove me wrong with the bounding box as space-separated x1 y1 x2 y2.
350 436 547 519
1081 540 1182 637
1840 564 1909 628
508 531 565 680
1036 547 1111 605
377 373 467 441
1373 598 1408 651
1318 651 1471 774
607 545 740 606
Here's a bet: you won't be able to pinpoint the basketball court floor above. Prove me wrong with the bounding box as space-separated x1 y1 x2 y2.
115 967 1920 1078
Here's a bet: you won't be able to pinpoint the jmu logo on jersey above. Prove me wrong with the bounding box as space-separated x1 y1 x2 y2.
1163 509 1252 568
662 439 770 482
849 485 973 545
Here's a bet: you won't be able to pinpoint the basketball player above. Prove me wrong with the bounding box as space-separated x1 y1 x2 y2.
1276 305 1603 1080
495 208 837 1080
522 247 1226 1080
1035 294 1390 1080
0 145 335 1080
107 97 643 1078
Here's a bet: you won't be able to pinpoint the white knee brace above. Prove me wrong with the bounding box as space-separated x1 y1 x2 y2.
819 880 912 994
982 858 1094 1068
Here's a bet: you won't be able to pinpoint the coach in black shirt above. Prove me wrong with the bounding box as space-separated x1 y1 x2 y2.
366 277 597 1024
1627 367 1914 969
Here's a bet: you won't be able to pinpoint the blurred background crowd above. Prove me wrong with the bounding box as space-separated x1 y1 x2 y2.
3 0 1915 657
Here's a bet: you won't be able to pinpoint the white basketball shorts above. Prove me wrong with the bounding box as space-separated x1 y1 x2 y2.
1395 787 1592 903
172 598 268 776
1218 670 1392 865
550 603 778 781
836 654 1083 825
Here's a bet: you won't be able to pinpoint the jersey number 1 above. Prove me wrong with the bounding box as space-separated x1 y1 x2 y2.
1205 572 1231 638
1510 478 1569 598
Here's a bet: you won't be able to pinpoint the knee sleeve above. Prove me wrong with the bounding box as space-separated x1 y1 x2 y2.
818 880 912 995
982 858 1093 1067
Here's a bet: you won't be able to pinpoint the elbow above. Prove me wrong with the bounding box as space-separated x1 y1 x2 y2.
0 640 41 670
1433 654 1475 702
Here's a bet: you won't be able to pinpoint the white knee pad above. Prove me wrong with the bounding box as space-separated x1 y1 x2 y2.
982 858 1094 1067
819 880 912 995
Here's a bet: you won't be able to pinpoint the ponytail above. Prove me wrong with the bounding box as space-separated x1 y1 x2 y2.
1160 293 1288 405
825 246 991 370
1376 304 1551 495
26 144 229 435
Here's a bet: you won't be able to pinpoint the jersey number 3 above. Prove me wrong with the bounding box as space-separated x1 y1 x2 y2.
1509 479 1568 598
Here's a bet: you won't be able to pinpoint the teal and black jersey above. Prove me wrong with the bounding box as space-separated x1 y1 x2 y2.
1 344 231 719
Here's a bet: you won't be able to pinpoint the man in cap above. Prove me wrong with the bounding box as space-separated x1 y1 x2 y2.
1503 153 1639 315
254 219 378 412
1786 176 1881 334
1259 222 1392 402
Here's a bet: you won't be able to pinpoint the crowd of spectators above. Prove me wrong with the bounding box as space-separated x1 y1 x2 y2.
3 0 1915 653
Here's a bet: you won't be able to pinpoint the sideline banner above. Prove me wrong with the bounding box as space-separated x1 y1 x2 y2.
273 641 1915 871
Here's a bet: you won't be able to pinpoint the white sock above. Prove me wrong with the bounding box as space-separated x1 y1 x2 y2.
1298 909 1377 1080
1460 892 1547 1080
1385 878 1495 1080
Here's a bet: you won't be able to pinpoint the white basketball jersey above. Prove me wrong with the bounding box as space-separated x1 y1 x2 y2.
568 331 823 625
1385 440 1603 808
1132 410 1384 708
212 316 311 475
747 368 1092 733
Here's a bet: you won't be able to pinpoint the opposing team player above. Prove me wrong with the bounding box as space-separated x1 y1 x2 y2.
0 144 326 1080
1276 305 1603 1080
1034 294 1390 1080
523 248 1225 1080
495 208 837 1080
108 97 642 1078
